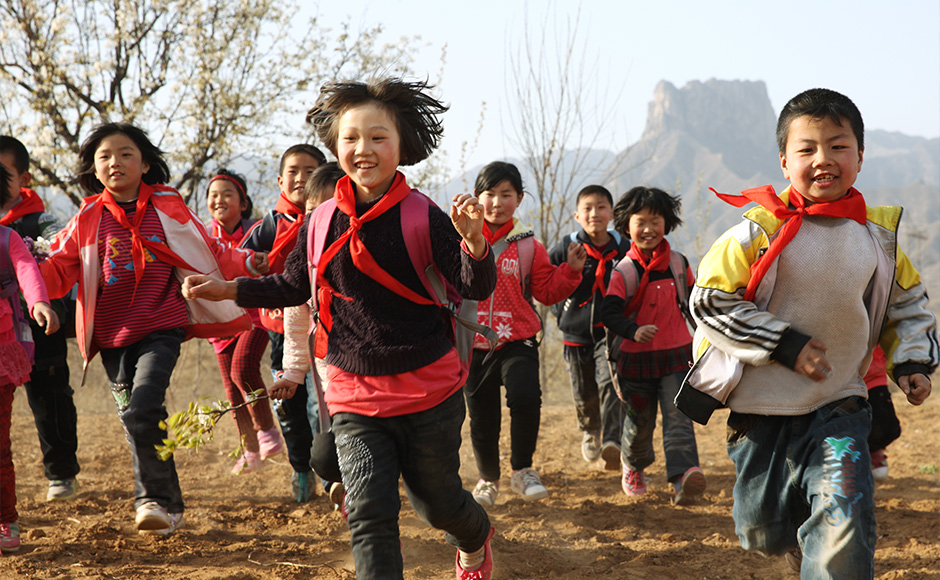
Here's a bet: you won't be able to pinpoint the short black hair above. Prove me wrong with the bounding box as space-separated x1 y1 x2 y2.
0 136 30 174
776 88 864 154
207 168 253 220
77 122 170 194
307 77 448 166
303 161 345 207
279 144 326 174
473 161 524 196
613 186 683 235
0 163 11 208
576 184 613 207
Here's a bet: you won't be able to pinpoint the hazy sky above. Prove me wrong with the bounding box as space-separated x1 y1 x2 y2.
312 0 940 171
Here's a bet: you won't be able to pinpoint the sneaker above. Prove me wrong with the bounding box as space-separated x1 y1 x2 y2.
784 548 802 573
140 512 185 537
510 468 548 501
581 430 602 462
871 449 889 481
673 466 707 505
46 478 78 502
328 481 346 507
136 501 171 532
621 465 646 496
600 442 620 471
0 522 20 553
231 450 263 475
291 470 314 503
258 427 284 460
456 526 495 580
472 479 500 507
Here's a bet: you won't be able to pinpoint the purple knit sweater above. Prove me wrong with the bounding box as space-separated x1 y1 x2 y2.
236 199 496 376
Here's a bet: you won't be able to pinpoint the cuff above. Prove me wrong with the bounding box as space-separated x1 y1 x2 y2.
281 368 307 385
461 239 491 260
770 327 812 369
245 254 261 277
893 362 932 383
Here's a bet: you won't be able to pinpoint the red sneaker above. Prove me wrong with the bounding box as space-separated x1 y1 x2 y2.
456 527 494 580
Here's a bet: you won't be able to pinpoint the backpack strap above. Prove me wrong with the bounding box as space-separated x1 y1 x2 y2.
517 235 535 302
0 226 14 297
668 251 696 330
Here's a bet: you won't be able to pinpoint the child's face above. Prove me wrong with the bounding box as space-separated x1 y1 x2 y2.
574 193 612 239
207 180 246 227
0 152 29 206
780 114 863 203
278 153 320 206
336 103 401 201
478 180 522 228
628 208 665 255
94 133 150 201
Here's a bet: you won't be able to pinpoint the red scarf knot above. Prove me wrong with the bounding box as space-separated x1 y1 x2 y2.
624 239 672 317
579 242 619 307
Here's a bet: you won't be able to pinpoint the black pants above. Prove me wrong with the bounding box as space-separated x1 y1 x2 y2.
267 330 314 473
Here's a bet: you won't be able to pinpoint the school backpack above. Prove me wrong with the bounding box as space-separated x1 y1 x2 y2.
0 225 35 364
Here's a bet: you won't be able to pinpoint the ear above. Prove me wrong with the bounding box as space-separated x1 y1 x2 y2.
779 153 790 181
142 161 150 175
19 171 32 189
857 148 864 172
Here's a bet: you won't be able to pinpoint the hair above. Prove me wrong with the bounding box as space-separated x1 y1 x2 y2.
0 163 11 208
576 184 613 207
473 161 524 196
303 162 345 208
0 136 30 174
776 88 865 154
306 77 448 166
613 186 683 235
206 168 253 220
77 122 170 194
279 144 326 175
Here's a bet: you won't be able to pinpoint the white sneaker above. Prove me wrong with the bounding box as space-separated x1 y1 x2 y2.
135 501 170 532
472 479 500 507
510 468 548 501
581 430 602 462
140 512 185 537
600 442 621 471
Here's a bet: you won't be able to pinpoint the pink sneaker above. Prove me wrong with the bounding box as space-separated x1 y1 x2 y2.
232 450 263 475
456 527 494 580
0 521 20 553
258 427 284 460
621 465 646 496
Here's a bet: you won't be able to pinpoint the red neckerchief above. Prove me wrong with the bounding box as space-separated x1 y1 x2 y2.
100 184 200 303
624 238 671 317
210 218 245 247
580 240 618 307
482 220 514 245
713 185 867 301
1 188 45 226
315 172 435 333
267 193 305 266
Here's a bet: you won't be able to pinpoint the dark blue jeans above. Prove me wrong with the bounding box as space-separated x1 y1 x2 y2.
332 390 490 580
564 342 623 446
268 329 315 473
100 328 185 513
727 396 875 579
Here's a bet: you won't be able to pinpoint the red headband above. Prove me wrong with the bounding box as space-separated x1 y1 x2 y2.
207 174 247 201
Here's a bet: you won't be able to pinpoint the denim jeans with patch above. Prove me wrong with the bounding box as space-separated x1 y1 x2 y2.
726 396 875 579
564 342 623 446
332 390 490 579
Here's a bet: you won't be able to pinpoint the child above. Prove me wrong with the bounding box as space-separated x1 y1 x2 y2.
0 136 80 502
465 161 584 506
240 143 325 501
182 77 497 580
549 184 628 470
0 163 60 553
205 169 283 475
40 122 265 536
679 88 937 577
864 346 902 481
600 186 705 504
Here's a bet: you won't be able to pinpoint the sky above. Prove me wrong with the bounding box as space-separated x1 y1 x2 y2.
310 0 940 173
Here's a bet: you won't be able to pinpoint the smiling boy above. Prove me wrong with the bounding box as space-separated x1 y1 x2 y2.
679 89 937 578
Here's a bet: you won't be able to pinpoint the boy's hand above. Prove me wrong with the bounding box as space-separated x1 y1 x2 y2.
794 338 831 382
450 193 487 258
181 275 237 302
633 324 658 343
31 301 60 335
253 252 270 275
269 378 299 401
567 242 587 271
898 373 931 406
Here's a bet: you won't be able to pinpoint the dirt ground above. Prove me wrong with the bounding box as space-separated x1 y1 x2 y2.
2 339 938 579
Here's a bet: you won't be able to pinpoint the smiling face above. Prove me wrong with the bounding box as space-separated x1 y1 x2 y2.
780 114 863 203
277 153 320 206
478 179 522 231
94 133 150 201
627 208 665 256
574 193 613 244
336 102 401 202
207 179 246 232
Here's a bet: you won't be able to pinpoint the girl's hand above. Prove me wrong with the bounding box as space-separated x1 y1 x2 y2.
31 301 60 335
898 373 931 406
253 252 270 275
633 324 658 344
181 275 237 301
269 378 299 401
450 193 487 258
794 338 831 382
567 242 587 271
